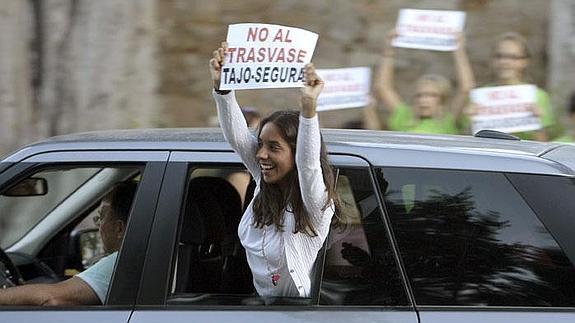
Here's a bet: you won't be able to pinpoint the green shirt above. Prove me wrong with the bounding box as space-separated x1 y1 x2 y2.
388 102 459 135
512 87 554 140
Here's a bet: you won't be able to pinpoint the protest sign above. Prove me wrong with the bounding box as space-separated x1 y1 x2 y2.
220 23 318 90
315 67 371 111
392 9 465 51
470 84 541 134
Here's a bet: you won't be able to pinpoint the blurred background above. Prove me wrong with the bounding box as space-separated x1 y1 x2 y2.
1 0 574 155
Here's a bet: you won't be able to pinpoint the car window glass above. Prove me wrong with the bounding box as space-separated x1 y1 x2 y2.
70 208 106 272
379 167 575 307
0 164 142 307
506 173 575 284
320 167 409 306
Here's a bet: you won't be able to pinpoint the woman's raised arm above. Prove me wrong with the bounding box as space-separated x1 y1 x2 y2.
297 64 330 220
209 42 260 179
376 30 403 112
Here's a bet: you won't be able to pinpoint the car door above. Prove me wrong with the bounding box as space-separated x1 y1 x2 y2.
0 150 169 323
376 166 575 323
129 151 418 323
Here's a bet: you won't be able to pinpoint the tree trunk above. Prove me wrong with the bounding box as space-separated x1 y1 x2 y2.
548 0 575 117
0 0 160 155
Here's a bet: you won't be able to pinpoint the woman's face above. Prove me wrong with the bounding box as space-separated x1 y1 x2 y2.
492 40 528 84
414 81 442 118
256 122 295 186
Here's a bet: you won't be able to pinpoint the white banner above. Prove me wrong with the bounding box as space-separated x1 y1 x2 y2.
392 9 466 51
470 84 541 134
220 23 318 90
316 67 371 111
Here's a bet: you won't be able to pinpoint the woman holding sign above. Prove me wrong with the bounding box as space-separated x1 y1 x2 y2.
377 30 475 134
209 43 338 299
486 32 555 141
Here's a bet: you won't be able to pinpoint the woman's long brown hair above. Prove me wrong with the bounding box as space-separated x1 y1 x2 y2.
252 110 339 236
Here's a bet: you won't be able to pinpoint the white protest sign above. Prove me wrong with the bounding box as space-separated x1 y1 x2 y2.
392 9 465 51
220 23 318 90
470 84 541 134
316 67 371 111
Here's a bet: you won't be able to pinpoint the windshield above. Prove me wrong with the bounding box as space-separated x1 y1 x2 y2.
0 167 101 248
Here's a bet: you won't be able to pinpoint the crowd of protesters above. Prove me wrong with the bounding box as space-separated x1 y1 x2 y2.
338 31 572 142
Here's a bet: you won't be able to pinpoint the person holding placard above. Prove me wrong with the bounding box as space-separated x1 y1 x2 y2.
376 30 475 134
209 42 340 299
481 32 555 141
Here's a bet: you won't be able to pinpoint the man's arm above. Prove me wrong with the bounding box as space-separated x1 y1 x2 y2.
0 277 100 306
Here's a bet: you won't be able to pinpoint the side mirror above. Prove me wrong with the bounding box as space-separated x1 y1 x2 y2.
79 230 105 268
2 177 48 196
69 228 105 273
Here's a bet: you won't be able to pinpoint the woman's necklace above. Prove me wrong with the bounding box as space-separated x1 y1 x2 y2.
262 225 284 287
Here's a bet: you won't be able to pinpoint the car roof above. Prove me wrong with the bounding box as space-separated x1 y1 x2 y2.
3 128 574 175
5 127 557 154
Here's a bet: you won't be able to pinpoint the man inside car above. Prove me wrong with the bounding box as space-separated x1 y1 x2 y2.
0 182 137 306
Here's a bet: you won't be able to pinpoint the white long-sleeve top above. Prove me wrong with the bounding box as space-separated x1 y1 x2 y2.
213 90 335 297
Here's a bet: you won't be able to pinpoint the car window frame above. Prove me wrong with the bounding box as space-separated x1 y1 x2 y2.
0 150 169 311
136 151 417 313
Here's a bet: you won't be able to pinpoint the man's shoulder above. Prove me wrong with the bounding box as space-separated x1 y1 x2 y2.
77 252 117 278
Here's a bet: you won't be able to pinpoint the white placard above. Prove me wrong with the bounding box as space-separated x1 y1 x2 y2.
315 67 371 111
220 23 318 90
392 9 466 51
470 84 541 134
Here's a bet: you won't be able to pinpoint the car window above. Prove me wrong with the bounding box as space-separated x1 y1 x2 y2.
378 167 575 307
0 164 143 306
168 166 259 305
167 165 409 307
320 167 409 306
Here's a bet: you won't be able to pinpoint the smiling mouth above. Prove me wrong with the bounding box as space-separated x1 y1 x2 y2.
260 163 275 172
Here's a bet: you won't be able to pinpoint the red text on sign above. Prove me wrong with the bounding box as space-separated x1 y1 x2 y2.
487 90 519 101
247 27 293 43
417 14 446 23
227 47 307 64
247 27 269 41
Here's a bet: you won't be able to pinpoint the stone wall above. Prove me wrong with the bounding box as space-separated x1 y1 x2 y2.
0 1 35 154
158 0 554 128
1 0 567 155
0 0 159 155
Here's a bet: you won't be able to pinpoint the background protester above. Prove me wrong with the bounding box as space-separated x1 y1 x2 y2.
376 31 475 135
484 32 556 141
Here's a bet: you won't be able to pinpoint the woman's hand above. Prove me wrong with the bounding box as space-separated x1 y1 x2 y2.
209 42 227 90
300 63 324 118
